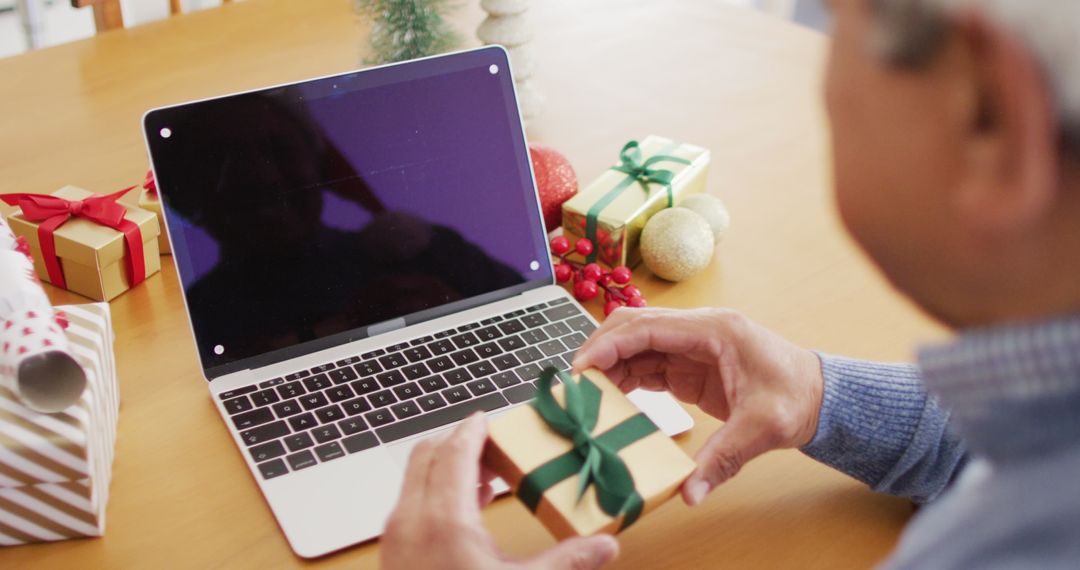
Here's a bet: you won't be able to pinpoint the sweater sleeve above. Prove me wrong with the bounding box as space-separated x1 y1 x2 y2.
799 354 968 504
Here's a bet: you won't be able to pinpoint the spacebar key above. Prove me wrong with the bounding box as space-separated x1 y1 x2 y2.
375 393 509 444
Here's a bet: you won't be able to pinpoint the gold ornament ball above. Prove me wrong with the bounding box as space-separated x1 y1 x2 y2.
640 208 715 282
680 193 731 244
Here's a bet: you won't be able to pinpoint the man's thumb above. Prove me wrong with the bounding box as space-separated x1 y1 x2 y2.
683 414 771 506
525 534 619 570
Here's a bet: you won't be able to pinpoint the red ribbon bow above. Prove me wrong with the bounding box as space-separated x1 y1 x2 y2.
0 187 145 290
143 169 157 197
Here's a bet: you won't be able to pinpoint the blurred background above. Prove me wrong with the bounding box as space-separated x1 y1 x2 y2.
0 0 829 59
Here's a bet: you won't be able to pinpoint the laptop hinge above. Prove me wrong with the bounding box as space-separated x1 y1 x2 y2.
367 317 407 336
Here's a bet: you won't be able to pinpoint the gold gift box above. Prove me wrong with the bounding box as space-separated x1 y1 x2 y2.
562 136 710 268
0 303 119 545
137 188 170 255
7 186 161 301
485 370 696 539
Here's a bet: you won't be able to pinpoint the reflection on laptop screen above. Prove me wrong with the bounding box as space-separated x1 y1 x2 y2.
145 49 550 375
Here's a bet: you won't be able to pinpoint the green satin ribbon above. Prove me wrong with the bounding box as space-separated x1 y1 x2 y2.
518 368 659 531
584 140 691 263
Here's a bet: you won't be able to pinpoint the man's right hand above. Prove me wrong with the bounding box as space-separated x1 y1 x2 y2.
572 307 824 506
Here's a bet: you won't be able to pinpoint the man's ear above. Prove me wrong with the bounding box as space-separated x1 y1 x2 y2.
952 10 1059 234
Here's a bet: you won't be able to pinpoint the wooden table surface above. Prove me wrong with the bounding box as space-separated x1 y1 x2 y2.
0 0 946 567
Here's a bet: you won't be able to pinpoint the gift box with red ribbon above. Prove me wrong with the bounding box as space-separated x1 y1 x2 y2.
136 170 170 256
1 186 160 301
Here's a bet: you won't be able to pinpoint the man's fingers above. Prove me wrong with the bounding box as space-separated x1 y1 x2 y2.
395 436 439 516
681 414 775 506
524 534 620 570
477 481 495 510
428 413 489 515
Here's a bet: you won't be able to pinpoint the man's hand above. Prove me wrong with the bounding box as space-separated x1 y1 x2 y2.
381 413 621 570
572 307 824 506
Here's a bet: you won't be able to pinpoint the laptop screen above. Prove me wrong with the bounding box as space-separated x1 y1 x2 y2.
144 48 552 377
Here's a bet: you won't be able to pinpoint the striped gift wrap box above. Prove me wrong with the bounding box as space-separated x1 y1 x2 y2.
0 303 118 545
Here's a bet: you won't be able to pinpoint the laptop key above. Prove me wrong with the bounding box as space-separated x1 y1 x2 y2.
467 378 496 396
379 352 408 370
410 335 434 346
315 404 345 424
515 347 543 363
451 332 480 349
343 432 380 454
561 333 587 350
442 386 472 404
277 382 305 399
329 367 358 384
258 377 285 389
300 392 328 410
537 356 569 372
443 369 472 385
312 424 342 444
520 329 549 345
350 378 380 395
377 370 406 387
369 390 397 408
310 363 335 375
326 385 354 403
388 342 411 352
258 459 288 480
504 309 526 318
527 303 547 312
498 319 525 335
284 432 315 452
543 304 580 321
480 316 503 325
474 342 502 359
391 400 422 420
335 356 360 367
315 442 346 462
504 382 538 404
548 298 571 307
467 361 497 378
403 346 432 363
303 374 331 392
543 322 572 338
365 408 395 428
241 421 289 446
338 417 369 435
219 385 257 400
376 393 510 444
250 389 280 407
354 361 382 377
497 335 525 351
289 412 318 432
232 407 273 429
491 371 521 389
427 355 454 373
419 376 448 393
401 363 430 380
428 339 456 355
458 323 481 332
515 363 543 381
272 399 303 418
450 348 480 366
286 450 318 471
393 382 423 401
492 354 521 371
250 440 286 463
223 395 253 415
417 393 447 412
567 316 596 335
341 397 372 416
475 326 503 341
521 313 548 328
538 339 566 357
285 370 312 381
362 349 386 359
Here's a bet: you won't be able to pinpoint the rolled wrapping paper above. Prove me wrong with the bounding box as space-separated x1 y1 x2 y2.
0 250 86 413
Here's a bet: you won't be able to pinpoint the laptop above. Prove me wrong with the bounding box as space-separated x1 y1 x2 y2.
142 46 693 558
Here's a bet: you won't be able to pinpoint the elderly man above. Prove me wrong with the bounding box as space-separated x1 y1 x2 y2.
380 0 1080 568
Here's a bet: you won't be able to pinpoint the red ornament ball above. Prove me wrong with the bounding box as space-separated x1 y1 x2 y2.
575 238 594 257
582 263 603 282
603 300 623 316
627 296 647 308
610 266 632 284
529 143 579 233
573 280 599 301
622 284 641 299
550 236 571 255
554 263 573 283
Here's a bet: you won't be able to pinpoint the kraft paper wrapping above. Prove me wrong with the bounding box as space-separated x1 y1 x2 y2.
485 370 696 539
562 136 710 268
137 188 170 256
0 303 118 545
7 186 161 302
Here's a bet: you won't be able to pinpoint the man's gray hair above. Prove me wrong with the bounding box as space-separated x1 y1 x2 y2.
873 0 1080 138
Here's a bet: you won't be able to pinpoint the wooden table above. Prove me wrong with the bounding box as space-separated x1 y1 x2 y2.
0 0 946 567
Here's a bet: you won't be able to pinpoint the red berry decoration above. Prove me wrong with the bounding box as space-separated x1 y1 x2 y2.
529 143 579 233
573 280 599 302
550 236 571 255
582 263 603 282
622 285 641 299
627 296 647 308
575 238 594 257
611 266 632 285
554 263 573 283
603 300 622 316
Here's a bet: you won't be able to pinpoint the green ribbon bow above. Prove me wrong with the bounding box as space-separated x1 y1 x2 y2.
518 368 659 531
584 140 691 263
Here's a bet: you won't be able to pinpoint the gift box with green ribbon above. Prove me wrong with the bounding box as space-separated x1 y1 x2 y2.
484 368 696 539
561 136 710 268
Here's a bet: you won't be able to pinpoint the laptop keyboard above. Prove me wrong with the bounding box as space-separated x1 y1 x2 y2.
216 298 596 481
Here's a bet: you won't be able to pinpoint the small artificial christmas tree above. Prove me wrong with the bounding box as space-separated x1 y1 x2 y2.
355 0 461 65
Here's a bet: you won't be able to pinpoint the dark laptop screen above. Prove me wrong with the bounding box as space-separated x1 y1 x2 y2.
144 48 551 377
